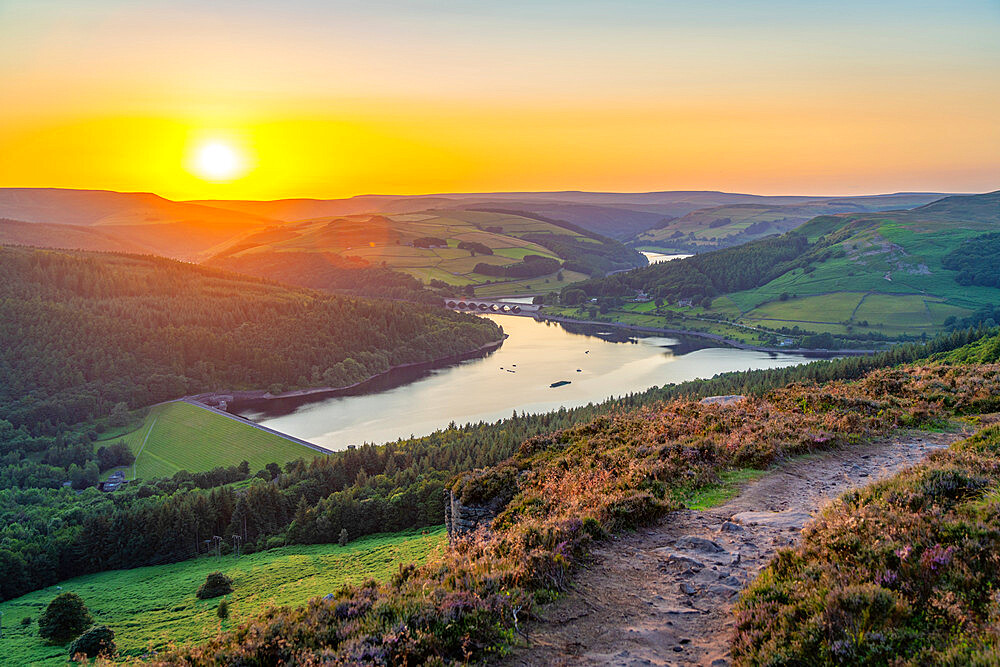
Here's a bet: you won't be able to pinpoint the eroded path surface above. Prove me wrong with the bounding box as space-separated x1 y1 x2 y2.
505 429 965 667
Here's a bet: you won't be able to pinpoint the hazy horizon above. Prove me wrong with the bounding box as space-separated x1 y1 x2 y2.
0 185 988 203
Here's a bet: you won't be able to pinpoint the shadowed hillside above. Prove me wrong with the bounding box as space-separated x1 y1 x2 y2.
0 188 277 260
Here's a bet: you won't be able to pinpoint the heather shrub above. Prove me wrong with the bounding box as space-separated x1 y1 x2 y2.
151 364 1000 665
734 425 1000 665
451 465 518 506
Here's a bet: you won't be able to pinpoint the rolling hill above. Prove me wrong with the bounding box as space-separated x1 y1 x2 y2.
566 190 1000 338
196 190 950 241
0 188 276 260
732 190 1000 329
203 208 646 295
2 188 953 267
633 192 950 251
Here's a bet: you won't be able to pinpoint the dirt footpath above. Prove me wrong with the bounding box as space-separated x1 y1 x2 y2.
504 429 965 667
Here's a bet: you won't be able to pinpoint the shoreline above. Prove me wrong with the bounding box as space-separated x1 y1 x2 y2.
189 335 507 411
533 313 878 357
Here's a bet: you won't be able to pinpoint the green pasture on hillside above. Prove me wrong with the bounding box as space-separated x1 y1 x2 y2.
0 527 446 664
473 269 589 297
102 401 321 480
742 292 866 324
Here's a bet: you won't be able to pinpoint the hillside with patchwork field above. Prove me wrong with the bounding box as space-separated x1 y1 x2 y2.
731 191 1000 334
203 207 645 296
563 191 1000 343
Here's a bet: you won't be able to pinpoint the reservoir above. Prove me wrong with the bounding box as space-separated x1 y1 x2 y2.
238 315 811 451
641 251 692 264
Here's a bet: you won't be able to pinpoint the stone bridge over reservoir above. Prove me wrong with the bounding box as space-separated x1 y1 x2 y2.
444 298 541 314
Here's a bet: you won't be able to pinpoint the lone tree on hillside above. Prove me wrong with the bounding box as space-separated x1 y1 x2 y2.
339 528 349 546
217 599 230 620
69 625 116 660
38 592 93 643
196 572 233 599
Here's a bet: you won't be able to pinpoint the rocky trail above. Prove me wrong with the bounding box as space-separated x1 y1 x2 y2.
504 429 966 667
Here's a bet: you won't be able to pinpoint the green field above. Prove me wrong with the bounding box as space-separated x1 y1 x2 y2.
102 401 321 480
473 269 589 297
0 527 445 664
743 292 864 323
731 289 972 337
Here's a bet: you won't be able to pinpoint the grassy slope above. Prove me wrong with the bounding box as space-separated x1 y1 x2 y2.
735 423 1000 664
733 335 1000 663
0 527 445 664
101 401 321 480
204 209 585 292
717 192 1000 335
582 192 997 339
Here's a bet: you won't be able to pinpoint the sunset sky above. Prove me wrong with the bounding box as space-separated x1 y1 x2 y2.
1 0 998 200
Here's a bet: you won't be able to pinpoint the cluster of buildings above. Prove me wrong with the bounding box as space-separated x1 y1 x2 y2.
98 470 129 492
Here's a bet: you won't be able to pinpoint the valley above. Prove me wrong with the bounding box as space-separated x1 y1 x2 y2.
561 191 1000 345
4 3 997 663
1 188 998 666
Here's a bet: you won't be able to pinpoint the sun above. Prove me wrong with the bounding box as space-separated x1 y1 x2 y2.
189 140 247 182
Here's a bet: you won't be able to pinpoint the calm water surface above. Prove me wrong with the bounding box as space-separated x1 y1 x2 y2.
239 315 809 451
641 251 692 264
